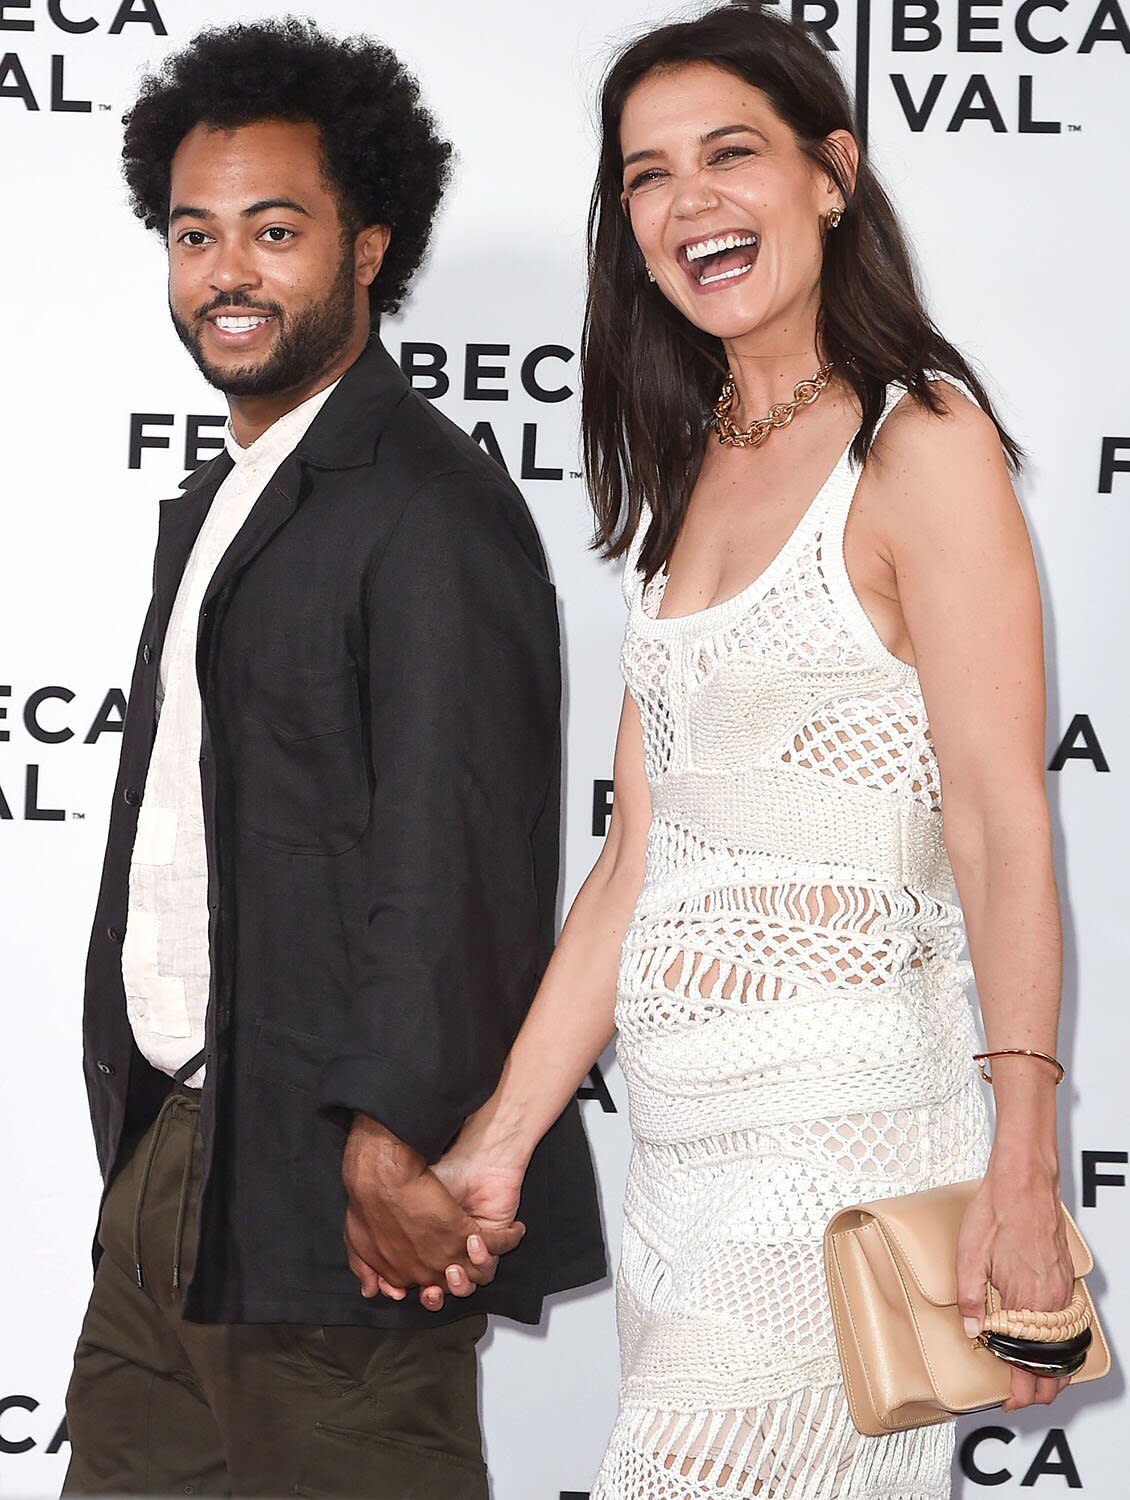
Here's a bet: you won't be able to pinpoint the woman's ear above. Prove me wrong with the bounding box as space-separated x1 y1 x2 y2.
822 129 859 206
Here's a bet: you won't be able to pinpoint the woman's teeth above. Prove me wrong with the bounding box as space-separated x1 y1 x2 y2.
699 262 753 285
684 232 758 263
682 233 759 286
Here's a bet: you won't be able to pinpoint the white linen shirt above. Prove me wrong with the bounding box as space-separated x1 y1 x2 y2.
122 381 338 1087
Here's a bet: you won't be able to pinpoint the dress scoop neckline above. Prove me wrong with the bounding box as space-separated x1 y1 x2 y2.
634 437 856 639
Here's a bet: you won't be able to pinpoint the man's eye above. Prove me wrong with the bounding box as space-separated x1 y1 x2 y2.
178 230 211 247
261 226 294 243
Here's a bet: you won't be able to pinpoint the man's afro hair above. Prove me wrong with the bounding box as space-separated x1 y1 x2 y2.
121 18 452 318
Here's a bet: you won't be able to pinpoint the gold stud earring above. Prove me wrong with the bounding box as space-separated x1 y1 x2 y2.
646 265 656 282
826 207 843 230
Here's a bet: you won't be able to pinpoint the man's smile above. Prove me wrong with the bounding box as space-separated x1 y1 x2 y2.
213 314 272 331
203 309 278 348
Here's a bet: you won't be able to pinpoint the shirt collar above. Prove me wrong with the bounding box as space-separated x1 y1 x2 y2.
223 378 341 470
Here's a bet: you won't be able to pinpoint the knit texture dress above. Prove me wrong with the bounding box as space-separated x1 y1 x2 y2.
591 383 992 1499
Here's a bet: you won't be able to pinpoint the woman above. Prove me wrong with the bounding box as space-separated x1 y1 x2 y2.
407 7 1074 1495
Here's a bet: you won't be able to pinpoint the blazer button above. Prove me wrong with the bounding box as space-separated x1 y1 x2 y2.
142 644 153 665
95 1061 116 1076
123 787 141 807
107 926 124 944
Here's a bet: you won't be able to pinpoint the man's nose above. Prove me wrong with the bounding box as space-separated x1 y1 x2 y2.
209 239 260 295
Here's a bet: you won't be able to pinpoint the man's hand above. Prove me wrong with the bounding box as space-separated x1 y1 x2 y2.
342 1113 524 1299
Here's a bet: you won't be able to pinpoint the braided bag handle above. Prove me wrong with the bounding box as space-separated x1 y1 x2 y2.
983 1291 1091 1343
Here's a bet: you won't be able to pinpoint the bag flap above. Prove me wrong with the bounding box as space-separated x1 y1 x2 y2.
827 1181 1093 1306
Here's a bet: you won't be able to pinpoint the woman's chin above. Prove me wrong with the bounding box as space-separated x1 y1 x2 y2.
676 299 778 344
669 285 820 350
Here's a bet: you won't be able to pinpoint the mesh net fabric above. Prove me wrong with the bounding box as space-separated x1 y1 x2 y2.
591 1387 956 1499
598 381 990 1498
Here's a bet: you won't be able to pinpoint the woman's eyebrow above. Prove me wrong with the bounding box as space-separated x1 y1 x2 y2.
623 123 769 170
701 123 769 145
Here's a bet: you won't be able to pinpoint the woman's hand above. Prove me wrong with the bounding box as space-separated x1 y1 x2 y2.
374 1139 529 1311
956 1163 1075 1411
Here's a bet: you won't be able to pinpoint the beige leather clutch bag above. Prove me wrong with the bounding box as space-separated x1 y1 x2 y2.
824 1179 1110 1437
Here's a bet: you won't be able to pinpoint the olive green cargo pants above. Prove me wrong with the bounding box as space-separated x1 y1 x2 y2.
63 1087 488 1498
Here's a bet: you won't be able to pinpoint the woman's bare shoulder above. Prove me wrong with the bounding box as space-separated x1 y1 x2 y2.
864 378 1022 549
877 377 1004 464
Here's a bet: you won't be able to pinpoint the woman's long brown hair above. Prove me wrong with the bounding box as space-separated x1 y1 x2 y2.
583 3 1021 581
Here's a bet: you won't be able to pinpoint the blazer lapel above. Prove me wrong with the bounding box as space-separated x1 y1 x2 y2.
145 337 413 650
198 336 413 610
154 453 233 654
198 459 303 622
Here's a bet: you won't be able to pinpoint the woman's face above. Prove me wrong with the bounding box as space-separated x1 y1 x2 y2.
619 62 845 351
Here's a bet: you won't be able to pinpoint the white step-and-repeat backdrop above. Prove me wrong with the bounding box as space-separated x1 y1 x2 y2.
2 1 1126 1495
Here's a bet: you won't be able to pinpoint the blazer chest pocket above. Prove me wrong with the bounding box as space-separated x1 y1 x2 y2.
237 655 370 855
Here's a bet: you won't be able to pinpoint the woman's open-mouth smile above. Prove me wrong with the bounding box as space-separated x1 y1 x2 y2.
678 230 760 294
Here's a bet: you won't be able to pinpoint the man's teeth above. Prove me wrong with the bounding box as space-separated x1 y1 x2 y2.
685 232 758 263
699 262 754 286
215 315 271 332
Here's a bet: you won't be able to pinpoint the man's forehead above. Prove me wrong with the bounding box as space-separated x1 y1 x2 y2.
170 119 327 197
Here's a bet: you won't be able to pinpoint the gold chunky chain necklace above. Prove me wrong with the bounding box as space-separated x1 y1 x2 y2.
713 362 835 449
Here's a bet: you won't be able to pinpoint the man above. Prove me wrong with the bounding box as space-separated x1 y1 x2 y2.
66 19 604 1497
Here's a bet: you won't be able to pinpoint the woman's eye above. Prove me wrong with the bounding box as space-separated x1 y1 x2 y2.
177 230 211 247
626 169 665 194
260 226 294 243
710 146 755 166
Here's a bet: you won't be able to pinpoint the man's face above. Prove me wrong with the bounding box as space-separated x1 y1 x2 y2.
167 119 373 399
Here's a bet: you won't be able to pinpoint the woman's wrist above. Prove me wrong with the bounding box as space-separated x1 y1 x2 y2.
458 1094 538 1174
986 1113 1060 1186
984 1056 1060 1181
987 1139 1059 1180
981 1047 1060 1136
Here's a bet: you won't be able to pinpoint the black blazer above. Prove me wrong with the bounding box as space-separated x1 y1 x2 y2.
82 337 605 1325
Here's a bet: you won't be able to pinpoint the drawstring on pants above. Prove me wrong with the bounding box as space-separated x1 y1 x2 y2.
130 1087 200 1293
171 1122 195 1290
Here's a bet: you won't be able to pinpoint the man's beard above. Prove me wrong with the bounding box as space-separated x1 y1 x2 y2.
171 249 358 398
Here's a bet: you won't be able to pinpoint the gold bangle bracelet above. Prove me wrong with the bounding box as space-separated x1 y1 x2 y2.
972 1049 1065 1085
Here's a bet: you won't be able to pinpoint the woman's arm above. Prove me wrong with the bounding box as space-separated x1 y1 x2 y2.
868 384 1073 1410
387 687 653 1306
464 687 651 1145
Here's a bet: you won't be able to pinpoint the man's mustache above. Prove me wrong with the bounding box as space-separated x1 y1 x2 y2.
193 292 285 321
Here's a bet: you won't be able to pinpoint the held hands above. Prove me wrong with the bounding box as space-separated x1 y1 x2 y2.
417 1148 529 1308
342 1113 525 1303
956 1162 1075 1412
370 1134 529 1311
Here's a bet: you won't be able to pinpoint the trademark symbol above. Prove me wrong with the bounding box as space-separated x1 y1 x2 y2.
1068 123 1083 133
71 811 85 821
569 469 583 480
98 103 112 112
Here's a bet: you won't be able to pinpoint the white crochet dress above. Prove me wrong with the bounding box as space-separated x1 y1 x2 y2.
592 384 991 1500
